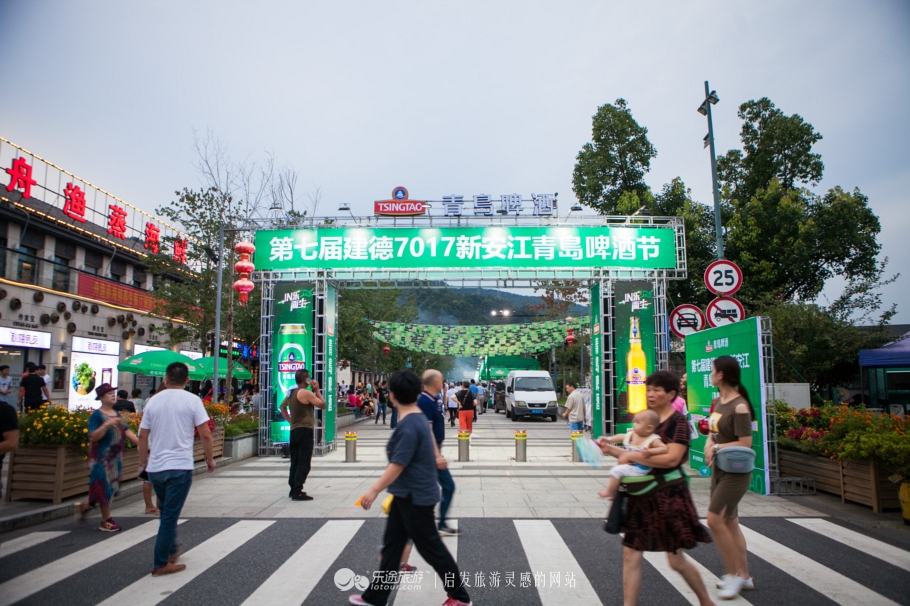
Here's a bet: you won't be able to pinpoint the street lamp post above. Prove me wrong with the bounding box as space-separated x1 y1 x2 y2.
698 81 724 259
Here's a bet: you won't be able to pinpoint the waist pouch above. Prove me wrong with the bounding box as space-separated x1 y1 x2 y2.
714 446 755 474
620 468 689 497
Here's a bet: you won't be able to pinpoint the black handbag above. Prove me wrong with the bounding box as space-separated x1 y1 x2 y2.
603 489 628 534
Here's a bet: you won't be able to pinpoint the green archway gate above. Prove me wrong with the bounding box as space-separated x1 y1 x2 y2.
251 214 686 456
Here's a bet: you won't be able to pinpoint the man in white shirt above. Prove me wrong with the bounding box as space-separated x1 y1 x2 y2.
562 381 586 432
139 362 214 577
445 382 460 427
37 365 51 402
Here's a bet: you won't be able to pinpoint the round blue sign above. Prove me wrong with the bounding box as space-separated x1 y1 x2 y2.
392 187 408 200
698 465 712 477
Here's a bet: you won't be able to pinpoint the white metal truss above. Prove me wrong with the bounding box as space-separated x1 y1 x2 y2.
312 273 337 455
258 278 278 456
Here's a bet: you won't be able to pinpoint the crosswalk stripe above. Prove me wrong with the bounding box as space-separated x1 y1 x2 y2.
514 520 600 605
96 520 274 606
786 518 910 573
0 531 69 559
739 524 900 606
392 520 459 605
0 520 167 606
641 550 752 605
240 520 364 606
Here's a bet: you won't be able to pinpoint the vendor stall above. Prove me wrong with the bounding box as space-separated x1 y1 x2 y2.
859 331 910 416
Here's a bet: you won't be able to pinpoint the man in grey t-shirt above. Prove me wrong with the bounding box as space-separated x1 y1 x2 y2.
563 381 586 432
0 365 12 406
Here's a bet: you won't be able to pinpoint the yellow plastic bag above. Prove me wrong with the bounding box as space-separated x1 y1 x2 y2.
381 494 395 514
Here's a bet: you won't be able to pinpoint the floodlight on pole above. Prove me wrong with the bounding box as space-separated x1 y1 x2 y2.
698 80 724 259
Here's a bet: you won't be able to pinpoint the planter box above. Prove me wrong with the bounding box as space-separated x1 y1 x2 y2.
224 432 257 462
5 445 141 504
193 428 224 462
779 449 901 513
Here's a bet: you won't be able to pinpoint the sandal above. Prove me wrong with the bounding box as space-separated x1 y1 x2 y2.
145 507 161 515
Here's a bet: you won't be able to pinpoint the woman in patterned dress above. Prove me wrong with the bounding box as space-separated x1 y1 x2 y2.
598 370 714 606
76 383 139 532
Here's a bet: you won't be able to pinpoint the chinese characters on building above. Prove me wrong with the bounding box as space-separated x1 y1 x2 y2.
441 193 558 217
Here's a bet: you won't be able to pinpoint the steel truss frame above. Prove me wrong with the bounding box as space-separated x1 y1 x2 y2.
254 214 686 454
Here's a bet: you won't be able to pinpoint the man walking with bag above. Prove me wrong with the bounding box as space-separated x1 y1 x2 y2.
139 362 215 576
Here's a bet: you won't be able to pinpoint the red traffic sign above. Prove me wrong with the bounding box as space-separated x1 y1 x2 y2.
706 296 745 327
704 259 743 296
669 304 706 338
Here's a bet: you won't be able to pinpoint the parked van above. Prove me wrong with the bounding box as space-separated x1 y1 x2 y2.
505 370 559 422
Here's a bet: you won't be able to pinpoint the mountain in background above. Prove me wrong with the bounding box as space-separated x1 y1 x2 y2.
399 287 588 326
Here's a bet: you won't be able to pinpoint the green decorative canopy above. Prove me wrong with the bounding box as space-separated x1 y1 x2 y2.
369 318 585 357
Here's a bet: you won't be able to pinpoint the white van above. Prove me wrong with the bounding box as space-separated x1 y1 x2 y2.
505 370 559 422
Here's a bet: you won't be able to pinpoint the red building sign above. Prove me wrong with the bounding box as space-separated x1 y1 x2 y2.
78 273 157 312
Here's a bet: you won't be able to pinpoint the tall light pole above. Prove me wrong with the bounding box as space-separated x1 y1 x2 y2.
698 81 723 259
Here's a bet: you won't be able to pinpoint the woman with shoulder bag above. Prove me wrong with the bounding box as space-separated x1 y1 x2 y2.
597 370 713 606
705 356 756 599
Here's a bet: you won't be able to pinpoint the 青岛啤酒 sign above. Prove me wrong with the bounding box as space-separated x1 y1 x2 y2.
254 226 678 271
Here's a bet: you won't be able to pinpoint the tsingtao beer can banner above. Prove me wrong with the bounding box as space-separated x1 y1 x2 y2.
685 317 770 495
613 281 656 434
270 282 315 444
255 226 678 271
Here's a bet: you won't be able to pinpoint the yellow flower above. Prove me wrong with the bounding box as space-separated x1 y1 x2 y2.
83 428 88 433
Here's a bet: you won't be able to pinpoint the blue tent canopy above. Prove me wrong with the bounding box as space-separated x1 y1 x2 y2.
859 332 910 368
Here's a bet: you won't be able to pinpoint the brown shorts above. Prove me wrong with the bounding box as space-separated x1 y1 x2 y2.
708 467 751 518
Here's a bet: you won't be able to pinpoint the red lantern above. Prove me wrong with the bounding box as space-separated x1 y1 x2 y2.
233 277 255 305
383 344 390 356
565 327 576 346
232 241 256 306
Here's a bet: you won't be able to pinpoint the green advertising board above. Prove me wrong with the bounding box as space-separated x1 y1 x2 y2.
254 226 678 271
323 284 338 444
270 282 315 444
613 281 656 434
686 317 769 495
590 283 603 439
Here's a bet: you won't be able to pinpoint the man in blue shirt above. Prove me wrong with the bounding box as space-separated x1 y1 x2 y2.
416 369 459 536
354 370 471 606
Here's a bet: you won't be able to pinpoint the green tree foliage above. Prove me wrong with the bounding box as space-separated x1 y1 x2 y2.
717 97 824 201
759 301 891 390
337 288 453 376
145 186 260 355
572 99 657 214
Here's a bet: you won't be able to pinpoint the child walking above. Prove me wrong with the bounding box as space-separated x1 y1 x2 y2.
352 370 472 606
598 409 668 500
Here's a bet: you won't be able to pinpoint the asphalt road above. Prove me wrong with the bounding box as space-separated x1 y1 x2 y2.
2 513 909 606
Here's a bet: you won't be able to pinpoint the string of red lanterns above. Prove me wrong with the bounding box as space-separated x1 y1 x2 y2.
233 241 256 306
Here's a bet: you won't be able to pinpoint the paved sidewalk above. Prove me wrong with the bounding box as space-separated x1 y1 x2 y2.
101 410 822 520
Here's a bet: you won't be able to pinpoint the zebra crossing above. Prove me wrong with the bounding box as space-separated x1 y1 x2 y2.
1 516 908 606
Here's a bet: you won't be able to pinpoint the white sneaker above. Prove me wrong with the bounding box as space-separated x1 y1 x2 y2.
715 576 753 590
717 574 744 599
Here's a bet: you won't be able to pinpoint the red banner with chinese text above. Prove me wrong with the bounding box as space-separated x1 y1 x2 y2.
77 274 157 312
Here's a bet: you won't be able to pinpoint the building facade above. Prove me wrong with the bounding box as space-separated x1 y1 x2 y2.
0 136 203 410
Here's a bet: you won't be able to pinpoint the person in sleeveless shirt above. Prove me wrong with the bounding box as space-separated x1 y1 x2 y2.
279 368 325 501
597 370 712 606
705 356 755 599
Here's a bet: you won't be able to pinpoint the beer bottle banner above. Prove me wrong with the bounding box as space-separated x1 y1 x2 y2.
270 282 315 444
613 281 656 434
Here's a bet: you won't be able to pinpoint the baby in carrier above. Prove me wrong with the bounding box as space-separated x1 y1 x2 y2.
598 409 668 500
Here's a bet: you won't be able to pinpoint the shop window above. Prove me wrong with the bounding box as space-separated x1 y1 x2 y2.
17 245 37 284
52 256 71 292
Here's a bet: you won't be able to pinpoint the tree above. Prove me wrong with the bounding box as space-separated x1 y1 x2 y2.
717 97 824 202
572 99 657 214
337 288 453 378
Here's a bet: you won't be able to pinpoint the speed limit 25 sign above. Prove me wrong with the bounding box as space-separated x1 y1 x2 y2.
704 260 743 296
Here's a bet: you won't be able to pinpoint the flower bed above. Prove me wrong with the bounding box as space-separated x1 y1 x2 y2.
776 402 908 512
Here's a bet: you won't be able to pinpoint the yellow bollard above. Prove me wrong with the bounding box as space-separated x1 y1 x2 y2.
345 431 357 462
571 431 583 462
515 430 527 462
458 430 471 462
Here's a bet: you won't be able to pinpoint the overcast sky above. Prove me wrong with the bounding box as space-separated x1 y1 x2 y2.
1 0 907 321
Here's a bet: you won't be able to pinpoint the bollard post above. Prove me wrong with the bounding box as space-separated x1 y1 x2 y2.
458 430 471 462
345 431 357 462
515 430 527 462
571 431 583 462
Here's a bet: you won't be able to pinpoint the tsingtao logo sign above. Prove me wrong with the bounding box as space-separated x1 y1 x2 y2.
374 187 427 216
